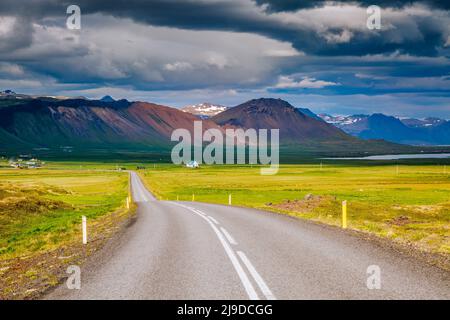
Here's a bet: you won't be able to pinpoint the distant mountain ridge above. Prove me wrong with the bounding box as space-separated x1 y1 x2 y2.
401 117 446 128
100 95 115 102
319 113 450 145
212 98 351 143
0 96 221 153
0 93 442 157
210 98 420 155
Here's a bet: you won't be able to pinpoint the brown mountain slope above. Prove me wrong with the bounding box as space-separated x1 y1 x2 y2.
127 102 222 138
0 99 221 152
210 98 422 156
211 98 353 143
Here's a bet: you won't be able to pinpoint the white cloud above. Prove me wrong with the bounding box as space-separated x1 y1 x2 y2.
355 73 388 80
275 76 340 89
0 63 24 76
263 48 303 57
205 52 229 69
271 3 450 51
164 61 193 71
0 14 302 90
323 29 353 44
0 16 15 36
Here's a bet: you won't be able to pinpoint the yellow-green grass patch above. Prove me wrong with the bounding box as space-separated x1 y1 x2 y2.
140 164 450 255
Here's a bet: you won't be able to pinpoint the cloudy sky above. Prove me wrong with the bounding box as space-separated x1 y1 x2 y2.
0 0 449 117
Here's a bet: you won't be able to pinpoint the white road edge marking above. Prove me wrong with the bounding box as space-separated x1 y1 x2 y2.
171 202 260 300
237 251 276 300
220 227 237 245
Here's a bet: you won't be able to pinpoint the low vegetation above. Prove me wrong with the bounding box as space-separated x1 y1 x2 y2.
1 159 449 297
0 167 132 299
140 163 450 261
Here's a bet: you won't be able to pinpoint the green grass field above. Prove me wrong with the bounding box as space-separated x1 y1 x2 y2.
0 167 130 259
140 163 450 255
0 159 449 297
0 163 134 298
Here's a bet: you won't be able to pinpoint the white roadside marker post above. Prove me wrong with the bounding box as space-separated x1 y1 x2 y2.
229 194 232 205
82 216 87 245
126 196 130 209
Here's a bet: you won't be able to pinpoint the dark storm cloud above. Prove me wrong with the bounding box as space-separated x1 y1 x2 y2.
1 0 449 57
0 0 449 117
0 16 33 52
255 0 450 11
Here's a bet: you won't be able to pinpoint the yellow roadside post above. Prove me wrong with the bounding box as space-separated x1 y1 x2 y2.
128 172 132 208
342 200 348 229
192 194 195 202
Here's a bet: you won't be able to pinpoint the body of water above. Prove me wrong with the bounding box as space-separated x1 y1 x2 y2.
323 153 450 160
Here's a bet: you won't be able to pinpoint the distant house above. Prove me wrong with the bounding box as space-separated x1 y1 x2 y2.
186 160 199 168
9 161 20 168
9 157 43 169
26 159 42 169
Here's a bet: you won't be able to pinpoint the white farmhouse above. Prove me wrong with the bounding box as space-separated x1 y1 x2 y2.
186 160 199 168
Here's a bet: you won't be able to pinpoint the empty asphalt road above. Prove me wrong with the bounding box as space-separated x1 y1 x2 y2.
47 172 450 300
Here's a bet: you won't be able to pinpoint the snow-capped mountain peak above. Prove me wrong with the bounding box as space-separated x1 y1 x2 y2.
181 102 228 118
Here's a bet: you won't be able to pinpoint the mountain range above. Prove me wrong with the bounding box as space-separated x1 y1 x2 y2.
0 95 221 155
0 92 446 158
180 98 450 146
319 113 450 145
212 98 350 143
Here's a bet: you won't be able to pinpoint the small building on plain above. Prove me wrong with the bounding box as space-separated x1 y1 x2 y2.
186 160 199 168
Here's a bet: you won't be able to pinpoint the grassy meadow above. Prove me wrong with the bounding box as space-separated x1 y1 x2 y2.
0 161 132 298
0 168 129 258
0 158 449 297
139 163 450 256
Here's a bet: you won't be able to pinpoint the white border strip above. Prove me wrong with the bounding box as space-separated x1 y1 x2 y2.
171 203 260 300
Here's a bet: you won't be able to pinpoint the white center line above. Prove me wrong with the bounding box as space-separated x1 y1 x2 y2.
237 251 276 300
220 227 237 245
208 216 219 225
171 202 260 300
193 209 206 217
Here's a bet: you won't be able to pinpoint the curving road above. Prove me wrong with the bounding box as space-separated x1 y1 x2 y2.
46 172 450 300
